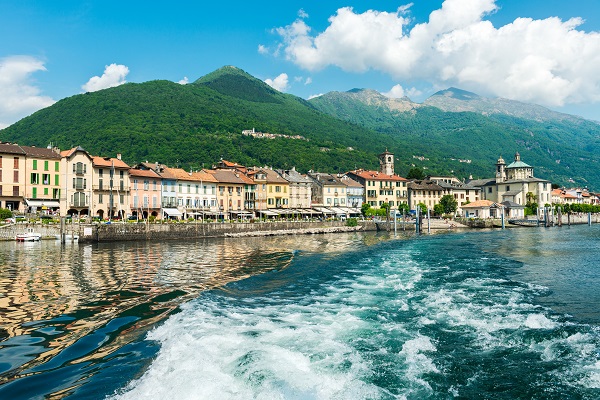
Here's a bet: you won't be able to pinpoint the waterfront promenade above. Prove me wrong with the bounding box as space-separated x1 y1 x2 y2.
1 213 598 242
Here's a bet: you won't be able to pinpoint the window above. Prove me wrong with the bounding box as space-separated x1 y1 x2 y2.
43 174 50 185
0 156 2 168
44 160 49 171
73 177 86 190
143 195 148 208
99 193 103 204
179 184 182 193
32 187 37 198
99 179 104 191
31 173 39 184
14 157 19 169
275 186 281 193
120 194 124 204
327 198 331 204
133 179 138 189
195 185 198 194
153 181 157 191
44 188 49 196
99 169 103 177
53 188 60 199
488 187 492 193
33 160 38 170
506 185 510 191
55 175 59 186
133 195 138 208
120 170 124 178
13 186 19 196
14 171 19 183
120 181 124 191
55 162 59 172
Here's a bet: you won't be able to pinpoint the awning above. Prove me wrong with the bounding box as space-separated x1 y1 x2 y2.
163 208 182 217
258 210 279 216
313 207 335 214
25 199 61 208
231 211 254 216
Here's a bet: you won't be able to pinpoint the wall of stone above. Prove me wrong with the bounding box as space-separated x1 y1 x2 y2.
73 220 379 243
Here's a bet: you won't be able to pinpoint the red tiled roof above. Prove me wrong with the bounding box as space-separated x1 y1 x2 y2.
129 168 161 179
348 169 407 182
20 145 61 159
461 200 495 208
92 156 130 169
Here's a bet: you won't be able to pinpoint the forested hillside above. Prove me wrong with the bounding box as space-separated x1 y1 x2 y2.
2 66 599 188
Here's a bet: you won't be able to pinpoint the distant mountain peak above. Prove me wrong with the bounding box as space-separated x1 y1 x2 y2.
432 87 481 101
193 65 282 103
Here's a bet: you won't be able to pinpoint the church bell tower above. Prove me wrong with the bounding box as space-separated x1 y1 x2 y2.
379 149 394 175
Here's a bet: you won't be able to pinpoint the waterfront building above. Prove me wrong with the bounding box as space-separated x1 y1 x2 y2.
552 187 595 205
129 167 162 219
0 143 26 213
461 199 498 219
277 167 313 209
469 153 552 217
247 168 290 209
20 146 62 215
60 146 94 217
339 174 364 208
151 165 180 219
427 176 481 216
407 180 444 211
346 150 408 210
207 169 255 219
307 172 347 208
91 154 131 219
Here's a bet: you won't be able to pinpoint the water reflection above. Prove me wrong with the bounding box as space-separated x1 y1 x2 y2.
0 232 391 388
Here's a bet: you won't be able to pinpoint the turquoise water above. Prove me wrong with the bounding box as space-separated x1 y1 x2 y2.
1 226 600 399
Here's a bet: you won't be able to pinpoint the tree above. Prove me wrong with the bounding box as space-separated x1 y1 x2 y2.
416 202 428 214
433 203 444 216
361 203 371 217
439 194 458 215
397 202 410 214
0 208 12 220
406 167 425 180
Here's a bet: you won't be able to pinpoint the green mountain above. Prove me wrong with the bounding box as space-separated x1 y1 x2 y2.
310 88 600 189
1 66 599 189
0 66 392 174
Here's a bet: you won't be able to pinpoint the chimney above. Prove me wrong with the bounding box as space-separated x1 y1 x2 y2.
117 153 122 160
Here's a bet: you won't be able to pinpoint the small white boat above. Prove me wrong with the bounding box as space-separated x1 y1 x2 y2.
16 228 42 242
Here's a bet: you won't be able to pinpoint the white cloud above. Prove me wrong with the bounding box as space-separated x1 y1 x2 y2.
305 77 312 85
0 55 55 129
178 76 189 85
264 73 289 92
258 44 269 55
275 0 600 107
383 84 421 99
82 63 129 92
298 9 309 19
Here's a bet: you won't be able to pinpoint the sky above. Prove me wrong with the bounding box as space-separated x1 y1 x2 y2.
1 0 600 129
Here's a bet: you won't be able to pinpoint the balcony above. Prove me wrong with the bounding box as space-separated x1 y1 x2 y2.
69 200 88 207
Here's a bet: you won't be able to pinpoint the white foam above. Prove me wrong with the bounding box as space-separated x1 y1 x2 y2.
524 314 558 329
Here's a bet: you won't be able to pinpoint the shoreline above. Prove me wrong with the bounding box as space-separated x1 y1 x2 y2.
1 214 598 242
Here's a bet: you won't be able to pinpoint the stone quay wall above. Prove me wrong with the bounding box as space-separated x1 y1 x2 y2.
71 220 379 243
0 224 61 241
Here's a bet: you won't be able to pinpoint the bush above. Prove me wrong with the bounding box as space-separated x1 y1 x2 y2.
0 208 12 220
346 217 358 227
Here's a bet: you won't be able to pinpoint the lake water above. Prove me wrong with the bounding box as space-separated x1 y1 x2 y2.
0 226 599 399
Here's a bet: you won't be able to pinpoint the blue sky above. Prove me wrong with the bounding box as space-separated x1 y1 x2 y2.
1 0 599 128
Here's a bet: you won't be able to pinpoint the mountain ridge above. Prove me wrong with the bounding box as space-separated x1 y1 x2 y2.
1 66 599 189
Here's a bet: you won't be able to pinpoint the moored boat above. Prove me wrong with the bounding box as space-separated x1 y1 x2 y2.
16 228 42 242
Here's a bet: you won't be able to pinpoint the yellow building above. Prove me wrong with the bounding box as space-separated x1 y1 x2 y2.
0 143 26 212
21 146 62 214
